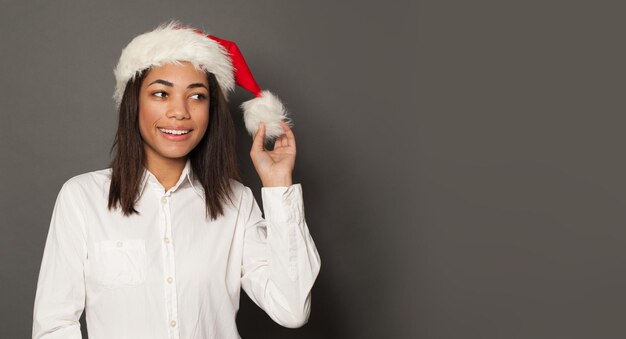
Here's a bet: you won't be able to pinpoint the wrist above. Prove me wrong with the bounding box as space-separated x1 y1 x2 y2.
262 176 292 187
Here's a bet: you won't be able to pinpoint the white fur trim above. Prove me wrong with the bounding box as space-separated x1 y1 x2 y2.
113 20 234 106
241 90 291 139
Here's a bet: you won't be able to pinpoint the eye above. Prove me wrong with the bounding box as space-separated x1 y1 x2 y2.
152 91 168 98
190 93 207 100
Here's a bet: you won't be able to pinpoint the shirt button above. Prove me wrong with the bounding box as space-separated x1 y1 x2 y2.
116 241 123 247
164 237 170 244
170 320 177 327
161 196 168 204
166 277 173 284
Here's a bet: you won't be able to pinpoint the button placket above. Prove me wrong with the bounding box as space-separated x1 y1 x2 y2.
159 194 180 339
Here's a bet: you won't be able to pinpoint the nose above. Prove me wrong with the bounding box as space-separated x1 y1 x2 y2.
166 97 191 120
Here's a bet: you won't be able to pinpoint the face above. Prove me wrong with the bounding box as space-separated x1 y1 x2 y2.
138 62 210 165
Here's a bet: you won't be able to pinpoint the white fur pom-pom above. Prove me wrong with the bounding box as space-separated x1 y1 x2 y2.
241 90 291 139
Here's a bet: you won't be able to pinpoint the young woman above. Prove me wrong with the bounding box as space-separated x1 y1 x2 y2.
32 21 321 339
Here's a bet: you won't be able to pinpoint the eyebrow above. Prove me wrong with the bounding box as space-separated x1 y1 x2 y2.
187 83 208 90
148 79 208 90
148 79 173 87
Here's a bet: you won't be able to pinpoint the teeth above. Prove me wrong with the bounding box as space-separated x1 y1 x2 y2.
159 128 190 135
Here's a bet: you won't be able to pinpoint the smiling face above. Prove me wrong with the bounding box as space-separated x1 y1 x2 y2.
138 62 210 166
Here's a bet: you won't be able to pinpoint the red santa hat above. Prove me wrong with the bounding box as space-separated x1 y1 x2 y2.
113 20 290 139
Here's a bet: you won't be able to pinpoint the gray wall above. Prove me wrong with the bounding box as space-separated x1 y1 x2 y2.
1 0 624 338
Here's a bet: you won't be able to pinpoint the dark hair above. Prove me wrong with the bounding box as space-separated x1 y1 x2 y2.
108 68 240 220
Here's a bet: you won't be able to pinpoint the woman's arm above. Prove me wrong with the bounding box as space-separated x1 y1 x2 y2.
32 182 87 339
242 121 321 327
240 184 321 328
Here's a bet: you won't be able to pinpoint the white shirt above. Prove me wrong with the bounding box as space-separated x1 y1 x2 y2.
32 160 321 339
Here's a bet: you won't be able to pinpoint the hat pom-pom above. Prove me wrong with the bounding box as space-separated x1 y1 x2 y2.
241 90 291 139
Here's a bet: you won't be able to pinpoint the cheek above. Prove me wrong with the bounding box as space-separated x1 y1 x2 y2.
192 107 210 134
138 104 162 134
199 113 209 131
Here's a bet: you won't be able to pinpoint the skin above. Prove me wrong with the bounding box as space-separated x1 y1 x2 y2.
138 61 296 190
250 121 295 187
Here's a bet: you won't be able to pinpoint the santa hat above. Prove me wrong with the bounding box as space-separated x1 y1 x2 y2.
113 20 290 139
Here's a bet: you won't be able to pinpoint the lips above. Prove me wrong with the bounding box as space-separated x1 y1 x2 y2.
158 127 193 141
158 128 191 135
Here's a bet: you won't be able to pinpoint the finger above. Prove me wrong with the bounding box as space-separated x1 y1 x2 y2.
275 134 284 149
280 120 296 148
252 123 266 152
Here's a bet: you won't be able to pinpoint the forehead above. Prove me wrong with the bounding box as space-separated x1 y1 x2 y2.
143 61 208 85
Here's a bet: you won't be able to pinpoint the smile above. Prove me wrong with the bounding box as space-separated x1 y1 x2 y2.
159 128 191 135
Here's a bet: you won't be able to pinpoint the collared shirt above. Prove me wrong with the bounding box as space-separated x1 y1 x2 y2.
32 160 321 339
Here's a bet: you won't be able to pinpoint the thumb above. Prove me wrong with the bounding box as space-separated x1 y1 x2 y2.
251 122 266 152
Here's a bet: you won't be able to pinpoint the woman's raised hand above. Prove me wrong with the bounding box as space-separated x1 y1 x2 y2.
250 121 296 187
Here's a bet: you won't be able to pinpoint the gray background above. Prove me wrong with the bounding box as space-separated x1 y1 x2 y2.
0 0 624 338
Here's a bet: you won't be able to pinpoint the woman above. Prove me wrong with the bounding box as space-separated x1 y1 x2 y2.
32 21 321 339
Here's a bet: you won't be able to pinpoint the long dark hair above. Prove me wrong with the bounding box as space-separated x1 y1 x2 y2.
108 68 240 220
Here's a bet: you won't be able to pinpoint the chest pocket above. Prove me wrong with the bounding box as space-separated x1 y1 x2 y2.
93 239 147 288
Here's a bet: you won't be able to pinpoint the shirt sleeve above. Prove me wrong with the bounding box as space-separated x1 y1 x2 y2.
240 183 321 328
32 182 87 339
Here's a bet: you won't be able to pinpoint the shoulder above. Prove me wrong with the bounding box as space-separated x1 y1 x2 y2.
63 168 111 188
227 178 256 206
228 178 245 192
59 168 112 198
228 178 252 198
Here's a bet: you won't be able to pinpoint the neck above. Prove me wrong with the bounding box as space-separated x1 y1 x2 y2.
145 153 187 192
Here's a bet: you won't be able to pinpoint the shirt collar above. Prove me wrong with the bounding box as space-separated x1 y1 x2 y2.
138 159 203 198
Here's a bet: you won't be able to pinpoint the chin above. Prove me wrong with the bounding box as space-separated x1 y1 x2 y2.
162 150 194 159
143 139 200 162
153 146 195 160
